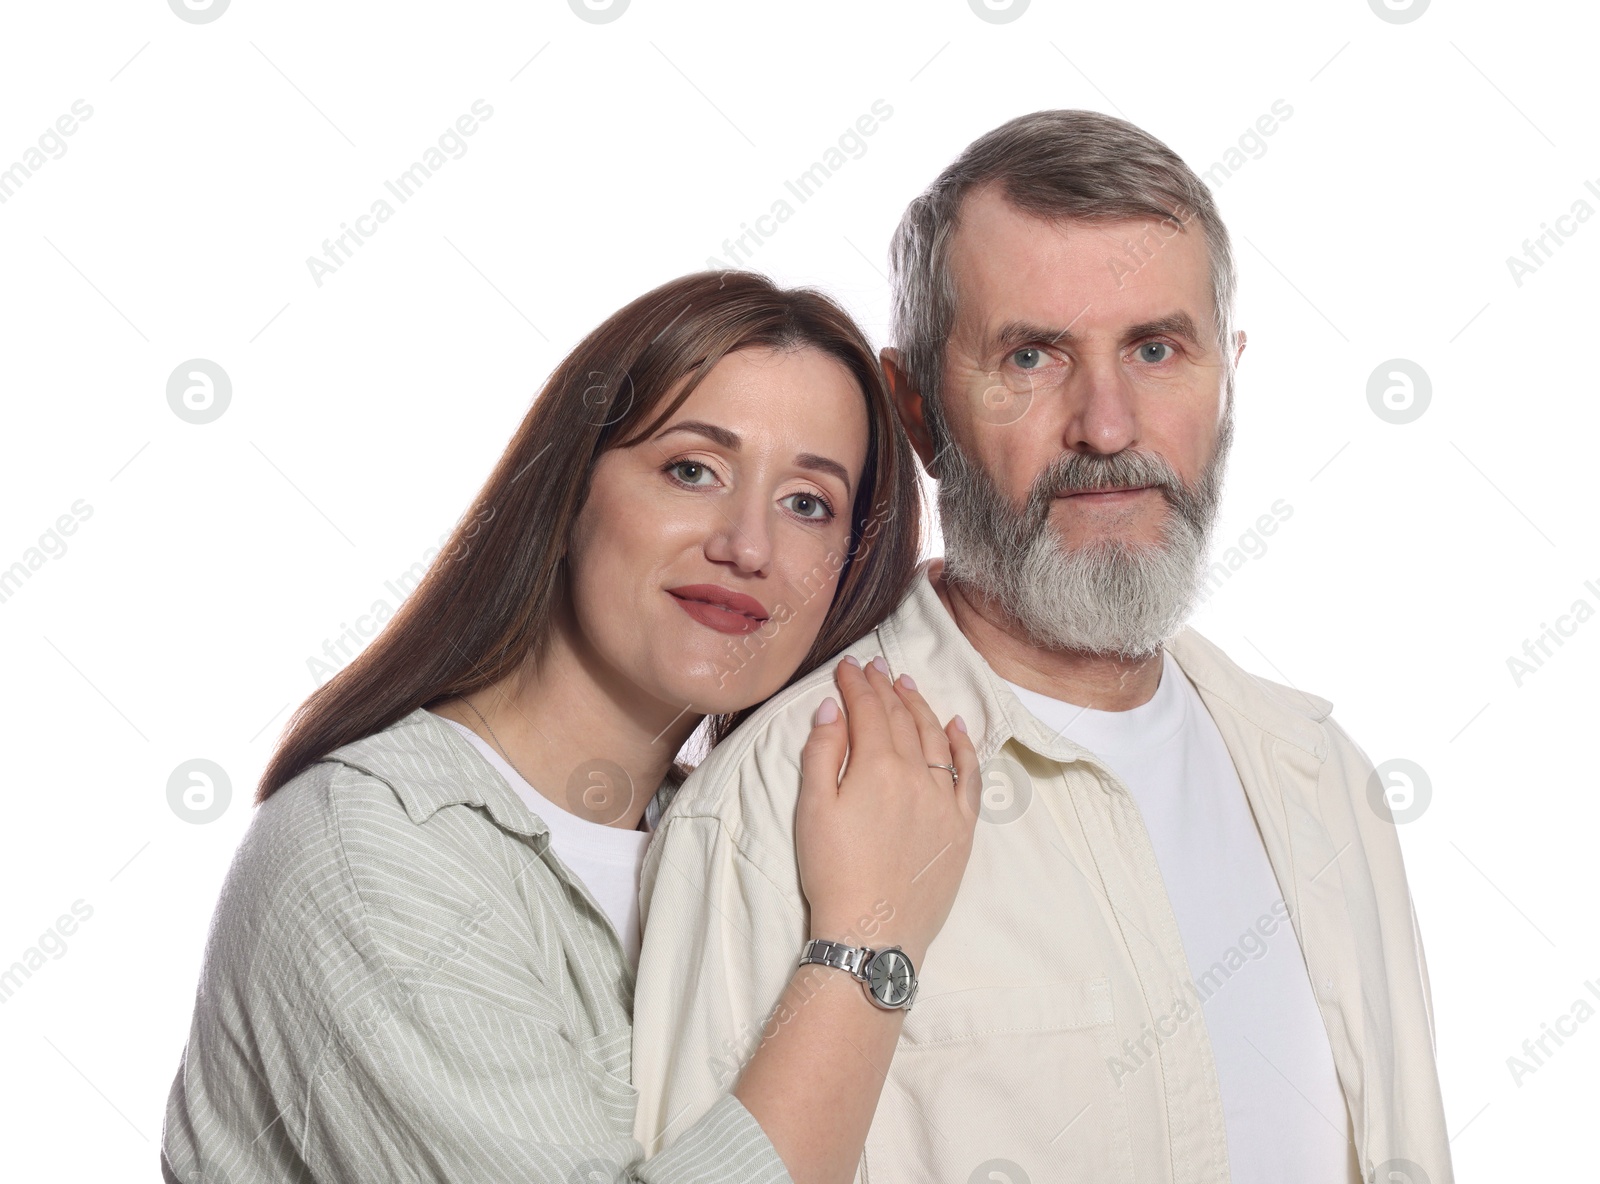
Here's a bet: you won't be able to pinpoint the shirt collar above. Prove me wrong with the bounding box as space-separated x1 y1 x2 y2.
321 707 555 846
877 561 1333 767
323 707 680 843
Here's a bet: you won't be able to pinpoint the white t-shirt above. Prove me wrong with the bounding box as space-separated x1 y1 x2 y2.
1003 649 1359 1184
438 716 652 971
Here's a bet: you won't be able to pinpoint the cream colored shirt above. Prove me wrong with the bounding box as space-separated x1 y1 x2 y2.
1004 652 1356 1183
632 562 1453 1184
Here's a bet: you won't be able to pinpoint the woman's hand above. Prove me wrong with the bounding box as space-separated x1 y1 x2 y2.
733 655 980 1183
796 655 981 966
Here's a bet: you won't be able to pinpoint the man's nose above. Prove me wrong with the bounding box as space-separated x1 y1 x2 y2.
1061 355 1139 455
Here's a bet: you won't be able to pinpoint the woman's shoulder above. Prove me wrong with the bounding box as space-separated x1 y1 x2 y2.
254 708 533 907
201 711 561 1016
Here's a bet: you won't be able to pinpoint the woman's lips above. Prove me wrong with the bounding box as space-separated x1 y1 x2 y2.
666 585 770 636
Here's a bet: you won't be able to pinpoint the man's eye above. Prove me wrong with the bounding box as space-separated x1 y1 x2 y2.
1138 342 1175 363
1011 347 1045 370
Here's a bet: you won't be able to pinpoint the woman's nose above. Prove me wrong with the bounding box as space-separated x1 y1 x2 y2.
704 498 772 575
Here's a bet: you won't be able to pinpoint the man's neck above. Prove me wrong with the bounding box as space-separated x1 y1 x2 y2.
929 560 1164 712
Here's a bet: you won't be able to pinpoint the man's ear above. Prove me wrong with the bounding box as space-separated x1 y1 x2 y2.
881 346 941 478
1233 328 1247 367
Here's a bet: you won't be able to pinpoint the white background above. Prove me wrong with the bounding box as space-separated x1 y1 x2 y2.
1 0 1595 1178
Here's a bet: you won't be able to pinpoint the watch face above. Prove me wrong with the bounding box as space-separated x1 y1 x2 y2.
867 949 914 1007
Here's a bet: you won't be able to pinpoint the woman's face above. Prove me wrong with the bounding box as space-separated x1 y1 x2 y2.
566 345 871 719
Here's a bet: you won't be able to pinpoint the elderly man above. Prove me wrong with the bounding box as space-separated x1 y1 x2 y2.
632 110 1452 1184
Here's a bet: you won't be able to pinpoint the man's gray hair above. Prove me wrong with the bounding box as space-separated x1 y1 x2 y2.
888 109 1237 453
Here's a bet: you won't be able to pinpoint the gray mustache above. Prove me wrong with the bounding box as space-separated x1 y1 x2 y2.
1040 455 1179 499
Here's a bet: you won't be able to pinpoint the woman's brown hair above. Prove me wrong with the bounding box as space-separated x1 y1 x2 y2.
256 270 923 802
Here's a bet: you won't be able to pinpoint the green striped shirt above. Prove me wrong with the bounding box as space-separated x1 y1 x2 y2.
161 706 789 1183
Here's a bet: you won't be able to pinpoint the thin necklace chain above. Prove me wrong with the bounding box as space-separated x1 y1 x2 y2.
459 694 535 787
455 693 653 833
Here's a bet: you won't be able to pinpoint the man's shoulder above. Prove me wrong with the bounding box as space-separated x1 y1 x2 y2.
1167 625 1345 759
669 632 890 828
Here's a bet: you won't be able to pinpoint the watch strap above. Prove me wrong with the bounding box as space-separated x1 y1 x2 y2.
799 937 869 980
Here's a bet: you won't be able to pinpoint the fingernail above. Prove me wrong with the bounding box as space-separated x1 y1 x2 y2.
897 673 918 691
870 656 890 675
842 655 861 669
953 714 968 734
816 697 839 725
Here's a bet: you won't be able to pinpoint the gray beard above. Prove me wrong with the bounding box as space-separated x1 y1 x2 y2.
938 403 1234 660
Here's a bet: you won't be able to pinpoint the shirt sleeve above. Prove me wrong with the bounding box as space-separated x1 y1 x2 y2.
297 981 787 1183
1408 883 1439 1060
631 796 812 1162
160 763 791 1184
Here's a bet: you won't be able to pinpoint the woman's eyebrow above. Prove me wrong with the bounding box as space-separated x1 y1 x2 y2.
796 453 852 496
654 420 740 450
654 420 853 497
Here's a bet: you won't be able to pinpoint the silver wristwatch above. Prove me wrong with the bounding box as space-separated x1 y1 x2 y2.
799 938 918 1011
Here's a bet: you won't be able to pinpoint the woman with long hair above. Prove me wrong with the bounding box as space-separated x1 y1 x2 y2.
161 270 979 1184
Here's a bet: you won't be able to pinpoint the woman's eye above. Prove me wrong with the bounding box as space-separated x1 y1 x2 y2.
1138 341 1175 364
1010 347 1045 370
782 492 833 521
666 460 717 486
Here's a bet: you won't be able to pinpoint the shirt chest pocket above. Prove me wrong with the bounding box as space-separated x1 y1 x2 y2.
861 978 1136 1184
571 1024 639 1112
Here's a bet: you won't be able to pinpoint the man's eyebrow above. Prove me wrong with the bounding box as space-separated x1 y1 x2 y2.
653 420 853 496
991 319 1077 353
987 303 1091 354
1124 312 1203 347
988 310 1204 353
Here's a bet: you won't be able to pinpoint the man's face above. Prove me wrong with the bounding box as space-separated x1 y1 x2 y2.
925 184 1241 658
